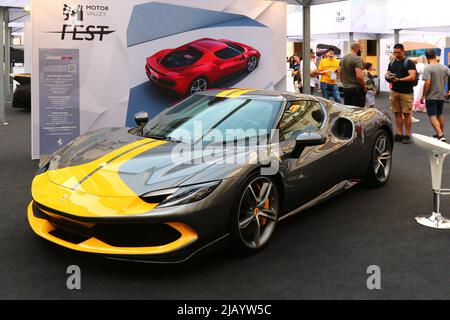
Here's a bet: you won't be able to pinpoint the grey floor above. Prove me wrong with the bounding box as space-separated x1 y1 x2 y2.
1 93 450 300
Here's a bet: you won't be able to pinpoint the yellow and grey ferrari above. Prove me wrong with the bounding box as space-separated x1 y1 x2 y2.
28 89 393 262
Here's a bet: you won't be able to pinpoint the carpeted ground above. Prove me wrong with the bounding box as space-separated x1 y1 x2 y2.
1 93 450 300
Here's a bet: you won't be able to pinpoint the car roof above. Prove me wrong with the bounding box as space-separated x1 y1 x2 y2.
198 89 320 102
189 38 228 52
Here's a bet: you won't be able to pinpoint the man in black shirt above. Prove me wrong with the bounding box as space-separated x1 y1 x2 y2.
385 44 418 144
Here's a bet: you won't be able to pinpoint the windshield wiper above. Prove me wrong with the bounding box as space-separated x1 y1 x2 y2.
145 134 182 143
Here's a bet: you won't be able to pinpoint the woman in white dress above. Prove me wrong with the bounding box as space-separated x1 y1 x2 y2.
413 55 428 113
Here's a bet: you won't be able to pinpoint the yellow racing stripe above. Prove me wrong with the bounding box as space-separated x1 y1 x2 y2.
227 89 257 98
33 139 168 217
216 88 242 97
73 139 167 197
46 139 152 190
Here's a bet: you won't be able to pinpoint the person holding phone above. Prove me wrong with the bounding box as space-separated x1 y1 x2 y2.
385 43 417 145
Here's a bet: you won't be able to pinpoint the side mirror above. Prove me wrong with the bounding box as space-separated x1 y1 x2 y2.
291 132 327 158
134 111 149 127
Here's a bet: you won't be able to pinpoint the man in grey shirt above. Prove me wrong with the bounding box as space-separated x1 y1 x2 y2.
339 42 366 107
421 49 450 142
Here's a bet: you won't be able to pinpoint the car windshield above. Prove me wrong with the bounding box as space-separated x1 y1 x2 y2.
161 46 203 68
143 94 283 145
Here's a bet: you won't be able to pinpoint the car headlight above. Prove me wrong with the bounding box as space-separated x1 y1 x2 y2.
140 181 221 208
36 157 53 175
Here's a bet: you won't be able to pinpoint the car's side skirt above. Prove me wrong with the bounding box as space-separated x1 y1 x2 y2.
278 180 360 222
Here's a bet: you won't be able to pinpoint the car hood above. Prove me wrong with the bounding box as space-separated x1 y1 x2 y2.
45 128 251 197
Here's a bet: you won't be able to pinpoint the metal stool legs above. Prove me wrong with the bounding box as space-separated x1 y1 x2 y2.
415 151 450 229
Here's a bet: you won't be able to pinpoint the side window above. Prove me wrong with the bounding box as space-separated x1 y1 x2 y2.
226 42 245 53
214 47 242 60
279 100 325 141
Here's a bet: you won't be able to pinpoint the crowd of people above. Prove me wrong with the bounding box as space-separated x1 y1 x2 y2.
386 44 450 144
288 42 377 108
288 41 450 145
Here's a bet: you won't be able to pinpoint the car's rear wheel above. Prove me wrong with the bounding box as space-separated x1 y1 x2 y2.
230 174 279 255
188 77 208 95
364 130 393 188
247 56 259 72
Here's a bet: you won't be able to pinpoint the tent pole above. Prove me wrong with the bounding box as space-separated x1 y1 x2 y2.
302 0 311 95
376 35 381 93
0 7 6 126
4 8 10 105
348 32 354 53
394 29 400 45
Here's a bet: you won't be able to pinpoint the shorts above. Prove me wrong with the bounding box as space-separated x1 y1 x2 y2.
343 87 366 108
426 100 444 117
390 91 413 114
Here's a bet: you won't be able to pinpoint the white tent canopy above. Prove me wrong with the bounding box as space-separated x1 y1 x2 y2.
286 0 393 94
288 0 392 38
387 0 450 32
0 0 29 8
286 0 450 94
288 0 450 40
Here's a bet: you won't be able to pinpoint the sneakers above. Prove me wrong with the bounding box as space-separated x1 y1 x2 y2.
402 135 412 144
411 117 420 123
394 134 413 144
394 134 403 142
432 134 447 142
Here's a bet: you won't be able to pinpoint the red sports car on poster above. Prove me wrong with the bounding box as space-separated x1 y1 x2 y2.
146 38 261 96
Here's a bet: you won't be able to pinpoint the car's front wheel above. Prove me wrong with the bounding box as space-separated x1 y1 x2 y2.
230 174 279 255
188 77 208 96
364 130 393 188
247 56 259 72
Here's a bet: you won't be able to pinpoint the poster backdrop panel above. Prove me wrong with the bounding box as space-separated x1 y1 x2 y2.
38 49 80 155
125 1 285 126
31 0 286 159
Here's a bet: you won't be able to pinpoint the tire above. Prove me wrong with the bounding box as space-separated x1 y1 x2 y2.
229 173 279 255
188 77 208 96
363 130 393 188
247 56 259 72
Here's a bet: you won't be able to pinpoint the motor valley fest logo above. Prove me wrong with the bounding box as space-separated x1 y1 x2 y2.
48 4 115 41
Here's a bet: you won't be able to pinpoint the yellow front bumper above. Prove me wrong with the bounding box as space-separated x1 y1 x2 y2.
27 202 198 256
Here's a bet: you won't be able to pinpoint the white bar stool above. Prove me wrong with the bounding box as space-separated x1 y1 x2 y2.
412 134 450 229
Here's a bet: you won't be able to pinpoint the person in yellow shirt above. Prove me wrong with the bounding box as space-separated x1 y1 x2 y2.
317 48 342 103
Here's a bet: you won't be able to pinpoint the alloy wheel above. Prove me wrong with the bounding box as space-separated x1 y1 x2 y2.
238 177 278 249
373 134 392 183
189 78 208 95
247 56 258 72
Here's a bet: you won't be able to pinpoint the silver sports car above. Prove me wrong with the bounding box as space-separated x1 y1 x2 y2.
28 89 393 263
